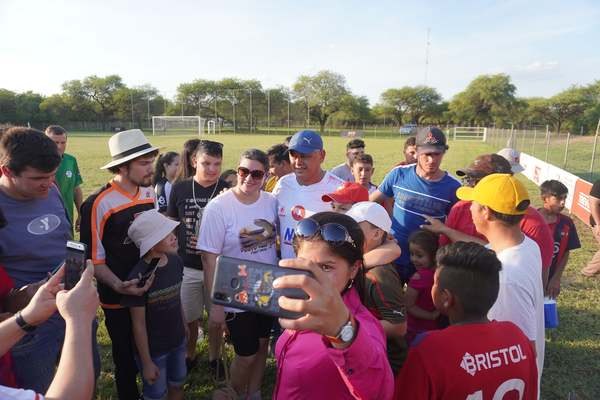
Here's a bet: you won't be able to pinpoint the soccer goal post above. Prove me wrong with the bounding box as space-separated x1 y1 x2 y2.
452 126 487 141
152 116 206 136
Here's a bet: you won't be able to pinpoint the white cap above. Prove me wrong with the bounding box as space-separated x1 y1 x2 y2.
497 148 525 174
127 210 179 257
346 201 392 233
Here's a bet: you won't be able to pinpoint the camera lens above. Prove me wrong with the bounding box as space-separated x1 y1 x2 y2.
214 292 230 302
230 278 240 289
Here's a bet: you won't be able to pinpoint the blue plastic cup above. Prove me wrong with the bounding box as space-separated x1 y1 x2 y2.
544 297 559 328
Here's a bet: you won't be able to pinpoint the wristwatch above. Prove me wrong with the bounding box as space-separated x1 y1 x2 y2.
326 314 356 345
15 311 36 333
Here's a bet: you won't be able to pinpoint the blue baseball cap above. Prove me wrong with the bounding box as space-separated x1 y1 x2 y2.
288 130 324 154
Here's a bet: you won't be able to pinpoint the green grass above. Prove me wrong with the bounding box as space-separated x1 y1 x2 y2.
66 132 600 399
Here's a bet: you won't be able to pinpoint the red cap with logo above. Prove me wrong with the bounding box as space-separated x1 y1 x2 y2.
322 182 369 204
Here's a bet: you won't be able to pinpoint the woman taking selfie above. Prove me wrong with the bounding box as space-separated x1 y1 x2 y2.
273 212 394 400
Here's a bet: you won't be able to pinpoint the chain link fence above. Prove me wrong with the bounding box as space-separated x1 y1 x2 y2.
485 122 600 181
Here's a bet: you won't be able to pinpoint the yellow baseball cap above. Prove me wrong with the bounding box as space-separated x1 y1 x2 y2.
456 173 530 215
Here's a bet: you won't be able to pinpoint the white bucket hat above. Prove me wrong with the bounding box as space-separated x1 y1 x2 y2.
497 148 525 174
128 210 179 257
346 201 392 233
101 129 160 170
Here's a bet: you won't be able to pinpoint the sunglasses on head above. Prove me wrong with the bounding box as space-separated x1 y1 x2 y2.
198 140 224 150
294 218 356 248
237 166 265 179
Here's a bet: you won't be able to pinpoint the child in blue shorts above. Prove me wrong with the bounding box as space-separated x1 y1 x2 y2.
122 210 187 400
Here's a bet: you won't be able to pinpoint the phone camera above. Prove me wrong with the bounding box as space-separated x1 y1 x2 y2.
230 278 240 289
214 292 231 303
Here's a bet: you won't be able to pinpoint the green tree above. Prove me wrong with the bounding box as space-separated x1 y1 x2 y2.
378 86 442 125
448 74 518 126
542 86 589 134
0 89 18 124
62 75 125 130
293 70 350 133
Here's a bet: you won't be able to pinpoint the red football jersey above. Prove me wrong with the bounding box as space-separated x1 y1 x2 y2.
394 321 538 400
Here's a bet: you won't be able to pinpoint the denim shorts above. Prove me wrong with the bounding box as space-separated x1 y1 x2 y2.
136 340 187 400
10 314 101 393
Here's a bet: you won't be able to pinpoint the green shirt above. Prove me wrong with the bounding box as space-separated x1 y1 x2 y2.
54 153 82 222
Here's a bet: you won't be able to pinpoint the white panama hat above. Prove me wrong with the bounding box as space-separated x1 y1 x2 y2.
101 129 160 170
127 210 180 257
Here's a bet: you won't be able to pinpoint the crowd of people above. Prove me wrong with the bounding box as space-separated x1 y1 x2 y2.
0 122 591 399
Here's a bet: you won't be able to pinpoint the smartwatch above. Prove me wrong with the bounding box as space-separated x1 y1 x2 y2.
15 311 36 333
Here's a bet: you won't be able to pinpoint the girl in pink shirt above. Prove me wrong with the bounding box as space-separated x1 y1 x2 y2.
273 212 394 400
405 230 441 344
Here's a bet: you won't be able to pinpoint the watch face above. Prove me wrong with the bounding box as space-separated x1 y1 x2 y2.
340 323 355 342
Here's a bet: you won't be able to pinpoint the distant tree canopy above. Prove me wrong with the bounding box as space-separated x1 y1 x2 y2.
1 72 599 134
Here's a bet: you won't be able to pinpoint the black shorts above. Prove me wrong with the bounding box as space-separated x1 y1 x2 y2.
226 312 274 357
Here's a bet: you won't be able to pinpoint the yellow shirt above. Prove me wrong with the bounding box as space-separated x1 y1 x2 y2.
264 175 278 193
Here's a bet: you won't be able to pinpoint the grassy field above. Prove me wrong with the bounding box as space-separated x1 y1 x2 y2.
65 132 600 399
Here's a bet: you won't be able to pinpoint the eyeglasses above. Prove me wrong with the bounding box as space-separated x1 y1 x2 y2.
237 166 265 180
294 218 356 248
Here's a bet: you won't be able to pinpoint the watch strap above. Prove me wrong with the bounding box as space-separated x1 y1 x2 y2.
15 311 36 333
325 314 356 344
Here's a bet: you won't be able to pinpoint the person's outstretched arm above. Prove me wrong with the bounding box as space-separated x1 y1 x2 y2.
0 266 65 356
45 262 99 400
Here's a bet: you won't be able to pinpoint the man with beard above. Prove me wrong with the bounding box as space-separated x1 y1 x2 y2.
370 127 461 283
80 129 158 399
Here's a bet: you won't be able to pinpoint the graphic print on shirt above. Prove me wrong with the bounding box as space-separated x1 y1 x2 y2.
27 214 61 235
394 186 452 219
182 198 204 257
239 219 276 254
460 344 529 377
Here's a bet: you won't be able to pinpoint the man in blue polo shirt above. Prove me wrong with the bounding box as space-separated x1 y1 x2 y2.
370 127 460 282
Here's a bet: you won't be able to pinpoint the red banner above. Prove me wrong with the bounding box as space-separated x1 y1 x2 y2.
571 179 594 226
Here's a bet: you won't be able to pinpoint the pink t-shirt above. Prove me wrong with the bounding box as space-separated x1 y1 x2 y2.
407 268 439 339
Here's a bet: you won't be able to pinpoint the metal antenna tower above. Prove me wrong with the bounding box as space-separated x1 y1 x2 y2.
424 28 431 85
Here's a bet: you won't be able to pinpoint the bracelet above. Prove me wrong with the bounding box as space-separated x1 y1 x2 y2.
15 311 36 333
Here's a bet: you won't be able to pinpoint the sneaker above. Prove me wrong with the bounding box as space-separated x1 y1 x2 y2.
209 358 226 381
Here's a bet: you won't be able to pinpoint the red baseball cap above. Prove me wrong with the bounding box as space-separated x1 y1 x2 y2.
322 182 369 204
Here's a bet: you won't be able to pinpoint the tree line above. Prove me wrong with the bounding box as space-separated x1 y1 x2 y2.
1 71 599 134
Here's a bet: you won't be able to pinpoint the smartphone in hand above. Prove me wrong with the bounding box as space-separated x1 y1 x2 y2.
137 258 160 288
211 256 311 319
65 241 87 290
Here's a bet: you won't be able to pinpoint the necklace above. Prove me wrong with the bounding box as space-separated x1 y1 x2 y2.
192 177 219 209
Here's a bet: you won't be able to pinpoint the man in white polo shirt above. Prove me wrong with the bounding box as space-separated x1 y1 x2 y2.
273 130 344 258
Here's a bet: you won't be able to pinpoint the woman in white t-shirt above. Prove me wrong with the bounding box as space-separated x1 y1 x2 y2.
198 149 278 400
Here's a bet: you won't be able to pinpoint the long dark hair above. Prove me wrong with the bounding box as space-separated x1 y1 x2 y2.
152 151 179 186
293 211 366 303
175 139 200 182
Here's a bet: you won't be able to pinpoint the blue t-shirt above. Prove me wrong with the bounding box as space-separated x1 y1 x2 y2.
0 185 71 288
379 165 461 266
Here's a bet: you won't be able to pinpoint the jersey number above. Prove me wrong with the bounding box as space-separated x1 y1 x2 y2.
466 378 525 400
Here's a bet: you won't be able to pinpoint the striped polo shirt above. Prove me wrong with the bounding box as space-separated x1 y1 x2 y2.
80 180 156 307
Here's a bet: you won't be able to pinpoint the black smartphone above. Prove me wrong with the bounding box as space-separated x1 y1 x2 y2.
65 241 87 290
137 258 160 288
212 256 312 319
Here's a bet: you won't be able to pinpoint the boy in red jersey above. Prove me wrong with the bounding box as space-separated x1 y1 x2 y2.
395 241 538 400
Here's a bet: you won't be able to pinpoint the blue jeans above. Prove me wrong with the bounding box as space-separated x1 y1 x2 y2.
10 314 101 393
136 340 187 400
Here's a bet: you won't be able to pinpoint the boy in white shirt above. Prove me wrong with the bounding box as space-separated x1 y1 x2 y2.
457 173 545 396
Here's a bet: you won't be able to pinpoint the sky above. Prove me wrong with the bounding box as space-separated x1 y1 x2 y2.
1 0 599 104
